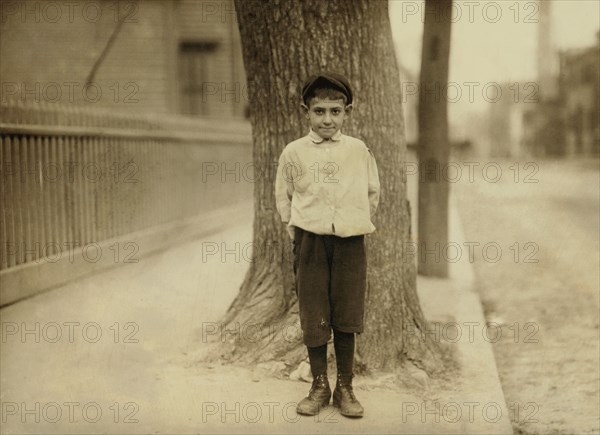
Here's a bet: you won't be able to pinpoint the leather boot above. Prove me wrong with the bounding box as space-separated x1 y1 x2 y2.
296 374 331 415
333 373 364 418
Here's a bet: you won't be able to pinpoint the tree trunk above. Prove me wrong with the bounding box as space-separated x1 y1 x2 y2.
209 0 441 374
417 0 452 277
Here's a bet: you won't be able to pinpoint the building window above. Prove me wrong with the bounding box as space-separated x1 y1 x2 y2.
582 64 595 84
179 41 219 116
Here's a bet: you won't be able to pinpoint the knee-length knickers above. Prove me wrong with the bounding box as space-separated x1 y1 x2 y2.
292 226 367 347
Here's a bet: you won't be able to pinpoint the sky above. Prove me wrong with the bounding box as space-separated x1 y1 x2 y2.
389 0 600 130
390 0 600 83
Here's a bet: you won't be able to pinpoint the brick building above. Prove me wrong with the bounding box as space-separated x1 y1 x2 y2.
0 0 248 118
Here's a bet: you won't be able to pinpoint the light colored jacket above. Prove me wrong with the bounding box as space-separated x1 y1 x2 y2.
275 129 380 238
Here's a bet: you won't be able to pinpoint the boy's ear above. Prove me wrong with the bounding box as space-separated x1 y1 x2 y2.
344 104 353 115
301 103 310 118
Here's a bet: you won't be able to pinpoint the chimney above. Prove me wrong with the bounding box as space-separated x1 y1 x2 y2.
537 0 559 100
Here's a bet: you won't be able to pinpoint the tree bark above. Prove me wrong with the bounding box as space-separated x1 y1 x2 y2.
210 0 441 374
417 0 452 277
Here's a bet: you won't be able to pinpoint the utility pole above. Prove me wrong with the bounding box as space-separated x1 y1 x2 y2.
417 0 453 277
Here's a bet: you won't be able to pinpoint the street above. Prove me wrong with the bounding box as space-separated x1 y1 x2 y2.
453 157 600 434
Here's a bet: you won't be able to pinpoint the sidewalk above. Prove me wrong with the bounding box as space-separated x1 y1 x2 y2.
0 198 512 434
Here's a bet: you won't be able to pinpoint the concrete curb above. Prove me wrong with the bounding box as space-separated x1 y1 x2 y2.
406 152 512 433
0 202 251 307
413 189 513 434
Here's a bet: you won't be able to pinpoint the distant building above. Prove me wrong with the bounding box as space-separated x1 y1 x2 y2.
494 25 599 158
520 99 565 156
520 33 599 158
518 0 565 157
473 2 598 158
558 34 600 156
537 0 560 101
0 0 247 119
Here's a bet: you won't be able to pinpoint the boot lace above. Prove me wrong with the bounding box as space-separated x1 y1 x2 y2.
338 375 358 402
308 375 328 399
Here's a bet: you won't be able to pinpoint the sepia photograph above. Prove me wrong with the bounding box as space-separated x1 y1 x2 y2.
0 0 599 434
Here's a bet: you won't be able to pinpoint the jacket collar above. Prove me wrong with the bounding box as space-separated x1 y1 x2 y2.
308 128 342 144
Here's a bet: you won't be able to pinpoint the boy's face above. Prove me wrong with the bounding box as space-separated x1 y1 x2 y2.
302 98 352 139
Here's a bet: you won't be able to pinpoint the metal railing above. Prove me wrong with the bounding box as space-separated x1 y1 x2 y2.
0 100 252 271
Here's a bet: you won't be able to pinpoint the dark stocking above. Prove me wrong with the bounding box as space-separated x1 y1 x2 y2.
333 330 355 374
307 343 327 377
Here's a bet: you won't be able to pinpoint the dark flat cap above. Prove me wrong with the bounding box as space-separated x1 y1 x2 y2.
301 72 353 105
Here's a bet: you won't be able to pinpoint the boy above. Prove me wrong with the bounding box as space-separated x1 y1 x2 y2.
275 72 380 418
